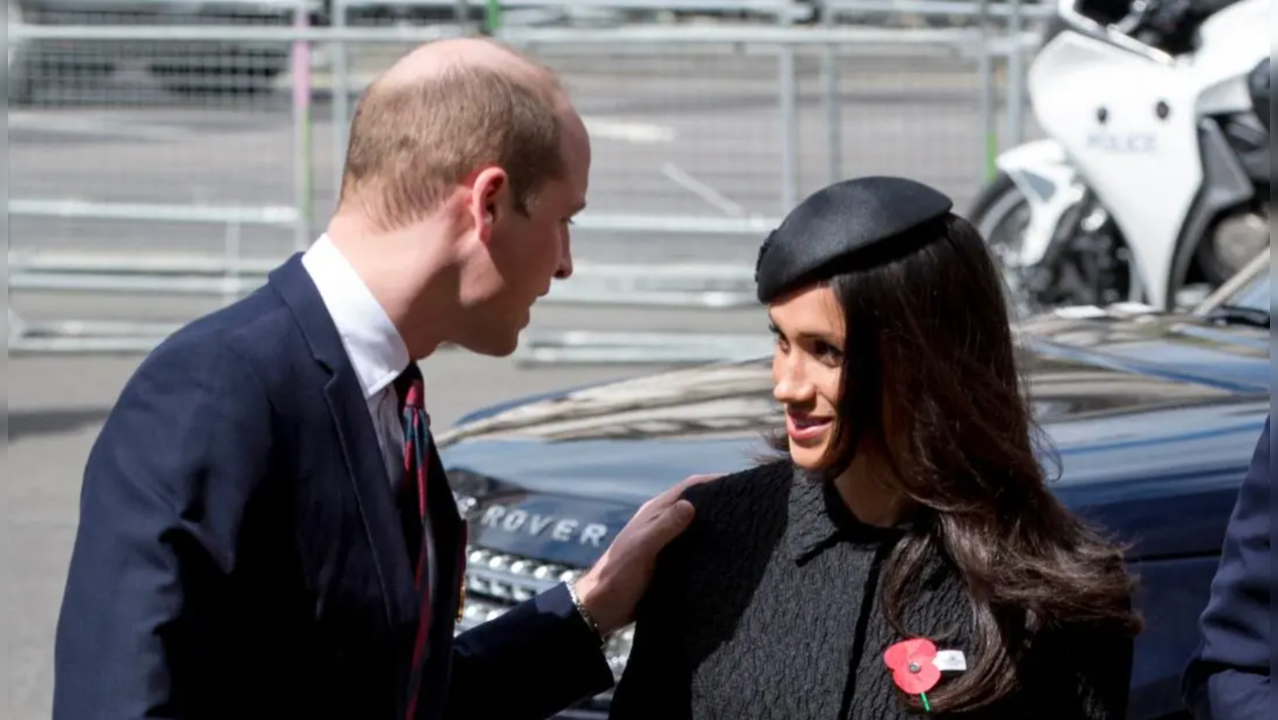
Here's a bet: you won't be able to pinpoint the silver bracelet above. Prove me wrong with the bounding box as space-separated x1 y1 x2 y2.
566 581 606 646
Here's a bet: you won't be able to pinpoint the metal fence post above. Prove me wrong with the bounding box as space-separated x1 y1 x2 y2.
484 0 501 34
976 0 997 182
777 2 799 212
1006 0 1026 147
292 0 315 250
332 0 351 204
820 0 842 185
8 308 24 350
222 221 243 307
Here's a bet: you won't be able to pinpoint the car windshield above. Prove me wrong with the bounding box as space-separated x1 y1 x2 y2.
1193 248 1271 317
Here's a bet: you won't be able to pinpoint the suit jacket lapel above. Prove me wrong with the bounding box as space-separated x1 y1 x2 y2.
425 431 465 628
268 254 419 625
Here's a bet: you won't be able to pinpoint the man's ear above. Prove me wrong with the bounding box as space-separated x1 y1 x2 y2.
469 167 508 243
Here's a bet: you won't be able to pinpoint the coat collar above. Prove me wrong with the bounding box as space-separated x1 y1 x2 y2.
268 252 353 374
300 234 411 401
266 253 421 624
785 467 913 563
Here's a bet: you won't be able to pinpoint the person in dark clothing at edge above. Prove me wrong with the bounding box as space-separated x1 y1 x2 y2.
1180 416 1270 720
607 176 1144 720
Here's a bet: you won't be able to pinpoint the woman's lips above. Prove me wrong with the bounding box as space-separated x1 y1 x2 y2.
786 413 833 443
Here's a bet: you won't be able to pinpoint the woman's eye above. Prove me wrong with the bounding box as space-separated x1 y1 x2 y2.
814 342 843 363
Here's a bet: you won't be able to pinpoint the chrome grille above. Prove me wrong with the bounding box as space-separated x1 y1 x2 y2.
456 545 635 684
456 547 585 630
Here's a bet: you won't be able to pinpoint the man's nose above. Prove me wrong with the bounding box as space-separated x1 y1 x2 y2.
555 234 574 280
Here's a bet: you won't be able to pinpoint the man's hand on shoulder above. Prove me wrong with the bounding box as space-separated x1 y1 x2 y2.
571 473 722 636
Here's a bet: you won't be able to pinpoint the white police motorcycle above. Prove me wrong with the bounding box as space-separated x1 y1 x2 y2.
970 0 1270 316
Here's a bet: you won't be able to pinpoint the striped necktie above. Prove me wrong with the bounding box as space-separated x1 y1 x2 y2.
395 363 436 720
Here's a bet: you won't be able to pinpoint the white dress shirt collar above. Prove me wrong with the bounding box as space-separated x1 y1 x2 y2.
301 233 411 400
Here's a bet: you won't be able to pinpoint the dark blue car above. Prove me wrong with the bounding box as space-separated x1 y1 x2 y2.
440 253 1271 720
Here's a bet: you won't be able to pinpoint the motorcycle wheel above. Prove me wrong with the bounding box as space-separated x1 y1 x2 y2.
1193 200 1270 289
968 172 1040 320
970 172 1144 318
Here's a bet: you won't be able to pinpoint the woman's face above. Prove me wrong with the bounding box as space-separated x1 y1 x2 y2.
768 284 846 471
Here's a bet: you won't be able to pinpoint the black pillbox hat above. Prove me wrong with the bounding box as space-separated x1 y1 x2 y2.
754 176 954 303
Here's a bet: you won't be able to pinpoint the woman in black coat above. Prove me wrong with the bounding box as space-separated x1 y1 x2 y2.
607 177 1143 720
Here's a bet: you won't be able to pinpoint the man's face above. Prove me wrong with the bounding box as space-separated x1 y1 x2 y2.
457 112 590 357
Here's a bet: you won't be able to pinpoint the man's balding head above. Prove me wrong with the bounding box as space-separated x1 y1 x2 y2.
339 37 573 229
376 36 561 94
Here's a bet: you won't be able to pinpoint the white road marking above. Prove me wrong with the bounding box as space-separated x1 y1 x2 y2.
660 162 747 217
582 116 676 144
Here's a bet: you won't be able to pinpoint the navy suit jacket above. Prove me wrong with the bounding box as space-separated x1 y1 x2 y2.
1180 415 1270 720
53 255 615 720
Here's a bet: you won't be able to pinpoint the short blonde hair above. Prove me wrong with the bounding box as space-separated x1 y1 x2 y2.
339 56 565 229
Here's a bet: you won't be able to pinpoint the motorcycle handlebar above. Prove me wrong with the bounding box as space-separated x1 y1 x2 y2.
1112 0 1155 33
1054 0 1176 62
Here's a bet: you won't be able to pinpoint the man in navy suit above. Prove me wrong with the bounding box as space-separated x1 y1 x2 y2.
1181 415 1270 720
53 38 705 720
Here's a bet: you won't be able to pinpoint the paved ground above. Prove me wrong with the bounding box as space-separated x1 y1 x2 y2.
6 36 1042 719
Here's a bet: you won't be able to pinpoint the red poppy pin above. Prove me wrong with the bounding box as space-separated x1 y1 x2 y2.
884 638 941 712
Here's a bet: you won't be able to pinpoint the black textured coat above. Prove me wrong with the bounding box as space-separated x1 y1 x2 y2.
608 461 1134 720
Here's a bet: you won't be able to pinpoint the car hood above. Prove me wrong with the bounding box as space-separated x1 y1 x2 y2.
1013 308 1269 391
439 312 1269 565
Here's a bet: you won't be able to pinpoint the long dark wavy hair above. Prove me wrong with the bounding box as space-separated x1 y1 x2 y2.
762 212 1143 714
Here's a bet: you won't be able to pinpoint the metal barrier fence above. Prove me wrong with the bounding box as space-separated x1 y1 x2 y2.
8 0 1046 364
